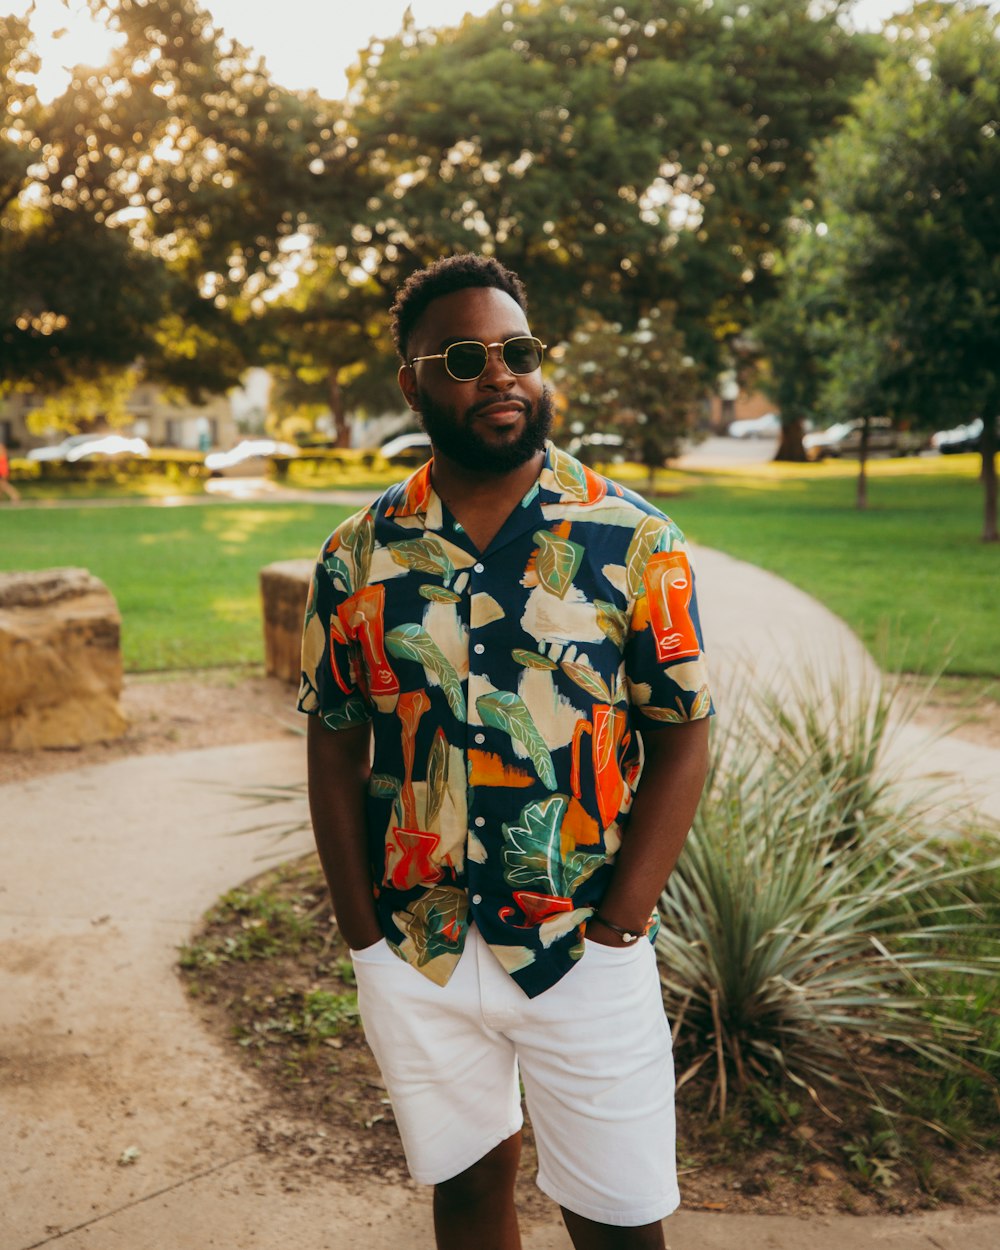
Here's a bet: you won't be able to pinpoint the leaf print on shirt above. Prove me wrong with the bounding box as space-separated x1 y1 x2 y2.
322 548 354 596
624 514 667 598
476 691 557 789
532 528 584 599
500 796 605 899
560 660 613 704
419 584 462 603
341 510 375 589
594 599 628 650
395 886 468 966
512 648 558 670
385 624 467 721
425 728 449 829
389 536 456 583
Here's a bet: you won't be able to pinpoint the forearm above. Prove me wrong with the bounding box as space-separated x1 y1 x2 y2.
590 718 710 943
306 716 381 950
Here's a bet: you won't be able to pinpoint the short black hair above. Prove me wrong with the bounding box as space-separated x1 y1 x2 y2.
390 253 529 362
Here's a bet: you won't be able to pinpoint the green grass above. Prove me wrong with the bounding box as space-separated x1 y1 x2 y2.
1 501 355 670
2 453 996 676
652 454 998 676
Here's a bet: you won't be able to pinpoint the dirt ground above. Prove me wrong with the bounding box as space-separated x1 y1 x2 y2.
3 668 998 1230
3 668 997 790
0 667 301 786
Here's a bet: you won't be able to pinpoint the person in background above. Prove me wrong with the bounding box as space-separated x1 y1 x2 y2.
0 443 21 502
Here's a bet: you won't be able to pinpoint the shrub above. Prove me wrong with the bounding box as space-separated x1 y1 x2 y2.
658 668 1000 1129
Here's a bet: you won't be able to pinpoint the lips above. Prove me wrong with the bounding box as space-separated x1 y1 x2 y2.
471 396 528 425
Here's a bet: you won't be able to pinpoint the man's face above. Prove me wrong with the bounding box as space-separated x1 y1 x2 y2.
398 286 553 474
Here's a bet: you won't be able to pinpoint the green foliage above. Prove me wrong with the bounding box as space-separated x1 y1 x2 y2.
658 667 1000 1129
767 2 1000 534
317 0 881 361
551 304 704 475
2 0 331 396
179 883 318 969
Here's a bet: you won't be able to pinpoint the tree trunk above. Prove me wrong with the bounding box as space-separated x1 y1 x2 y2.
982 410 998 543
855 417 870 510
774 417 807 463
327 368 351 449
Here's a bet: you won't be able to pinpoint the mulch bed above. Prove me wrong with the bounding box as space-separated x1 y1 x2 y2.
178 854 999 1218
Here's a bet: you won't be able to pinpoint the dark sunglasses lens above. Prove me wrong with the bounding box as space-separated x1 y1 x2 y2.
445 343 488 380
503 338 543 373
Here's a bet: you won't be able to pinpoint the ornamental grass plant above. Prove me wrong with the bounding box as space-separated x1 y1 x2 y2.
657 667 1000 1134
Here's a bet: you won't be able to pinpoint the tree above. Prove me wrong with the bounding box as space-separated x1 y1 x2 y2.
1 0 335 409
550 304 704 485
323 0 880 364
771 2 1000 538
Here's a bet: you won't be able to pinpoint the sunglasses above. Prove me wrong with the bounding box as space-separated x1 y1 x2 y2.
408 335 546 382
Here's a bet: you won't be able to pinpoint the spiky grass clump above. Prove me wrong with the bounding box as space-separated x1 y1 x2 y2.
658 668 1000 1127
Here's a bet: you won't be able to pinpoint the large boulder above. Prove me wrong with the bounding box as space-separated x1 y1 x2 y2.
260 559 312 685
0 568 128 750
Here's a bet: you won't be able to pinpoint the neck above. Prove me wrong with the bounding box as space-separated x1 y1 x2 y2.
429 447 545 508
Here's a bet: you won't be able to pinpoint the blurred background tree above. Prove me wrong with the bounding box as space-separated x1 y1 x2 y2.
551 303 704 484
767 1 999 537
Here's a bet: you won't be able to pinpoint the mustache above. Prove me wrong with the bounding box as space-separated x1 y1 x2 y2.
464 393 530 420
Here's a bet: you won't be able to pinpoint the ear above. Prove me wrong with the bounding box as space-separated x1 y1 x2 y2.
397 363 420 413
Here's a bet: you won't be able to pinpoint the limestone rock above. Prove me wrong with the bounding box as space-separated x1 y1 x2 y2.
0 567 128 750
260 559 312 685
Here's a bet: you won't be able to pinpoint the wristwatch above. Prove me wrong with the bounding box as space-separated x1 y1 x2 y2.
589 910 655 944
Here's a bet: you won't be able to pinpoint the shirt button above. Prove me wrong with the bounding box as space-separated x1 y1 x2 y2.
473 562 485 574
473 643 485 655
474 732 486 745
472 894 483 905
474 816 485 827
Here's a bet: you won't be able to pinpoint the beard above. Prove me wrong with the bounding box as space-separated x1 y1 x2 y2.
416 384 555 474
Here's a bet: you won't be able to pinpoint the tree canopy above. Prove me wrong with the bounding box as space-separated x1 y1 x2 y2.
769 1 999 537
3 0 882 440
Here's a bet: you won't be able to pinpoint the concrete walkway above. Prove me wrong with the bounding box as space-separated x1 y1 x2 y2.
2 547 998 1250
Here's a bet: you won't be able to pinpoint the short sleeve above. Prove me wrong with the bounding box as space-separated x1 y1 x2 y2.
296 547 372 731
623 528 714 728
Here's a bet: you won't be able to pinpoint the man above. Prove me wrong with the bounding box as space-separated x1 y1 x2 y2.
299 254 712 1249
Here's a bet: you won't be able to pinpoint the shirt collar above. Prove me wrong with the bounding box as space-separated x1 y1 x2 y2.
384 442 611 523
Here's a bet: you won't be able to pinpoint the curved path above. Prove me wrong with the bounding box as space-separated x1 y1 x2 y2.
2 547 998 1250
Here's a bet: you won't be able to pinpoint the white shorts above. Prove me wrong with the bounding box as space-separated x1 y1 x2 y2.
350 925 679 1227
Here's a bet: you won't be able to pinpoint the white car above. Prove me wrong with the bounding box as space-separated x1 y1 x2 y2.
27 434 107 462
727 412 781 439
378 432 432 463
68 434 150 461
204 439 300 476
803 417 928 460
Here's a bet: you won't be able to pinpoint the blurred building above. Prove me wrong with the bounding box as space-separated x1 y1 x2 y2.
0 385 238 453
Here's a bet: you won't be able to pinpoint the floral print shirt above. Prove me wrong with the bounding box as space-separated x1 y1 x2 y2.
298 442 712 998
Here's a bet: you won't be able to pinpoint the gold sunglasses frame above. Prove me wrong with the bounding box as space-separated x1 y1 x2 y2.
407 336 547 381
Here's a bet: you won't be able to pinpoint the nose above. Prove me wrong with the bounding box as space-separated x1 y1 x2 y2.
478 342 515 388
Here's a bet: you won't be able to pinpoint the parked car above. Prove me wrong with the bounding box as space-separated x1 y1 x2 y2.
931 418 986 455
727 412 781 440
378 432 432 464
204 438 300 476
68 434 149 461
27 434 108 462
566 432 626 463
804 418 927 461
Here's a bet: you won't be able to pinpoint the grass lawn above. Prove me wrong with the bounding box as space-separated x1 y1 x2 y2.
2 453 996 676
1 502 356 670
650 453 998 678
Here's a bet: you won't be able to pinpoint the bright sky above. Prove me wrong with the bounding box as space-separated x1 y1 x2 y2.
13 0 915 103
